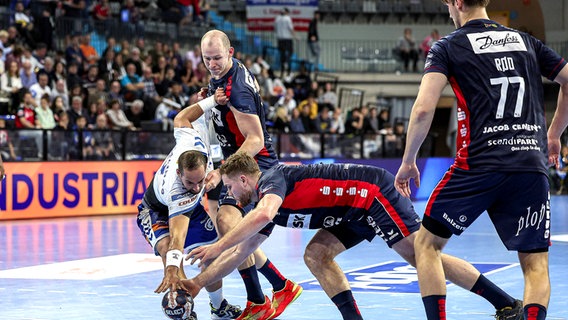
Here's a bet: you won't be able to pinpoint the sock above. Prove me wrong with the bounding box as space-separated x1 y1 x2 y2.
208 287 224 309
239 266 265 304
525 304 547 320
470 274 516 310
331 290 363 320
422 295 446 320
257 259 286 291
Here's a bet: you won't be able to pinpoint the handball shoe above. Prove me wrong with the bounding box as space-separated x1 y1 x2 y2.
235 295 275 320
270 279 303 318
211 299 242 319
495 299 523 320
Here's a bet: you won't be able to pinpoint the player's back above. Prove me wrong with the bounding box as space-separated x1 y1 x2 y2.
427 19 566 173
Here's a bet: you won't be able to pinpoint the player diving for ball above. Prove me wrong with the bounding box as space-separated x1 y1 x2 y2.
136 90 242 320
182 152 522 319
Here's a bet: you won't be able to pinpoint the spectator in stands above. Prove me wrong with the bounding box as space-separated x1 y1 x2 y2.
420 29 441 60
0 60 23 114
184 44 201 72
272 106 290 133
51 79 70 111
297 93 318 120
50 110 72 160
140 66 161 109
318 82 338 110
112 51 127 80
36 94 56 129
314 105 332 133
13 1 36 48
85 101 99 129
392 121 406 157
65 34 84 67
51 95 67 116
15 90 42 158
80 33 99 67
66 62 83 91
378 108 390 130
125 47 144 77
106 99 135 130
125 99 144 129
121 0 145 37
396 28 419 72
0 118 17 161
261 68 285 106
51 60 67 88
0 30 13 61
156 67 177 97
330 108 345 134
366 107 381 133
21 46 42 71
82 64 100 97
275 87 296 113
98 46 117 82
92 113 115 160
344 107 364 135
299 103 317 133
108 80 124 106
274 7 296 78
251 56 270 77
67 95 87 126
307 10 320 72
71 115 95 159
33 43 48 70
121 62 145 102
30 71 52 106
20 60 37 89
289 107 305 133
290 64 311 102
88 78 108 107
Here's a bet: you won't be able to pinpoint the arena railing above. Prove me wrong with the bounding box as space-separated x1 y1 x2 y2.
1 128 437 162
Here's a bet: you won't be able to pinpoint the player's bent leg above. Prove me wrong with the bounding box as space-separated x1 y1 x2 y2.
304 229 349 297
519 251 550 310
414 225 448 297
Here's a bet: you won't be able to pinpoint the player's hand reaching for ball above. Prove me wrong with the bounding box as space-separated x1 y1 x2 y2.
187 243 222 268
155 266 188 294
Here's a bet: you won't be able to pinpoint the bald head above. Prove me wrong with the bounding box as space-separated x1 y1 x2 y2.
201 30 231 51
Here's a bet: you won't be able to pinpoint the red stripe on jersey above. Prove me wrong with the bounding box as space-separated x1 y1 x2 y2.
375 190 412 236
449 76 471 170
225 110 246 147
425 167 455 217
282 178 378 211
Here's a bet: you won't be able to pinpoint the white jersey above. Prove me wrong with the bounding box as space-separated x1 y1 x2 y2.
148 116 213 218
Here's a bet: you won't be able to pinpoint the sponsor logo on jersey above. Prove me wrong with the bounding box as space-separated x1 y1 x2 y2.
286 213 312 229
467 31 527 54
298 261 519 293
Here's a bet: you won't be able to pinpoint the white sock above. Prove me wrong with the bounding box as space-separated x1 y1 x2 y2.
208 287 224 309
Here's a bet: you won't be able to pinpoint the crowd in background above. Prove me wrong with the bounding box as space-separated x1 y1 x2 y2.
0 0 407 162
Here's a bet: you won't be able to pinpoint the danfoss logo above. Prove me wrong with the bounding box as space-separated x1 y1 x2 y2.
467 31 527 54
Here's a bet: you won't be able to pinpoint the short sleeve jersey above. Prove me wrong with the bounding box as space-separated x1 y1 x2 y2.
143 116 213 218
257 163 392 228
425 19 566 173
208 58 278 170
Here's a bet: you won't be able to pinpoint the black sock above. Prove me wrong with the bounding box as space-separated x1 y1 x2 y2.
470 274 515 310
524 304 547 320
422 295 446 320
257 259 286 291
331 290 363 320
239 266 264 304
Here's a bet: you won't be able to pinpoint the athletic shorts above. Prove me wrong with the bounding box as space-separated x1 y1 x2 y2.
136 201 218 255
424 168 550 251
261 184 421 249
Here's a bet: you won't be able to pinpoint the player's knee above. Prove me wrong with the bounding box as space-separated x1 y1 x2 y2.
304 243 333 270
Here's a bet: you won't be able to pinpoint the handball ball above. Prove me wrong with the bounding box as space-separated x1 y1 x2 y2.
162 289 194 320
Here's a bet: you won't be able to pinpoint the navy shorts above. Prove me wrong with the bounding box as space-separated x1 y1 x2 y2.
136 201 218 255
424 168 550 251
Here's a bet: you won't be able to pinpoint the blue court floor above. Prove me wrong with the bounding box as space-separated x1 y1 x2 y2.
1 198 567 320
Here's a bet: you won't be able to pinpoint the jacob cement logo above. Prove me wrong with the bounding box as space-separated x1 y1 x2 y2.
298 261 518 293
467 31 527 54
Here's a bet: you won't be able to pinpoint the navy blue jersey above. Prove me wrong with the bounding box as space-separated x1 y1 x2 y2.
425 19 566 174
257 163 415 238
208 58 278 170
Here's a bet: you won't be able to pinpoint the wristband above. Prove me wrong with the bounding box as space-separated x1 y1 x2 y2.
165 249 183 268
198 96 217 112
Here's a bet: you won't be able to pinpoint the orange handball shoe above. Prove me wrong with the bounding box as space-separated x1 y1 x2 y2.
270 279 303 319
235 295 276 320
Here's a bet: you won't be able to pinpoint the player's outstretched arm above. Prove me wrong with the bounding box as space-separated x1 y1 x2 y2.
547 65 568 167
155 214 190 294
173 88 227 128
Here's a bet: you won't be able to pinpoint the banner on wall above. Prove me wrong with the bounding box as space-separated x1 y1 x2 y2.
246 0 318 31
0 161 161 220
